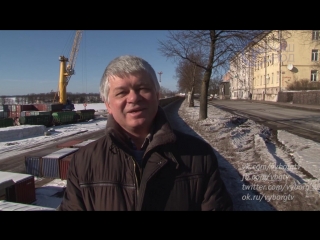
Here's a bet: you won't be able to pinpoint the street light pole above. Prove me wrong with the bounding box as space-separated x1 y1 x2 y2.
158 71 162 97
158 71 162 83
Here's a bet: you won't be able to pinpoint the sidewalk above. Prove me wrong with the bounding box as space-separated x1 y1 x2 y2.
246 100 320 112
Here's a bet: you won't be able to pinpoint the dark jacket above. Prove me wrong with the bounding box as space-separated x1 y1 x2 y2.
57 106 233 211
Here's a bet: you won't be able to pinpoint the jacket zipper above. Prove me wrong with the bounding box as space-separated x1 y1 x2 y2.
130 156 139 210
79 181 135 188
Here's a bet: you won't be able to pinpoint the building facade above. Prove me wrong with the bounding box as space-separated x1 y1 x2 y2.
226 30 320 102
220 72 231 99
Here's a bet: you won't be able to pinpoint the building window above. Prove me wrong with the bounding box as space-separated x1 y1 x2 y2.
272 73 274 84
311 70 318 81
271 53 274 65
277 71 279 83
312 30 320 40
312 49 319 61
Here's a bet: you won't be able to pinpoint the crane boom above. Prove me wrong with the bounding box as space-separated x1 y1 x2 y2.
58 30 83 108
66 30 83 84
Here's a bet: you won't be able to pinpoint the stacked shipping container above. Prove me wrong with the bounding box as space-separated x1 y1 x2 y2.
0 171 36 204
41 148 79 178
1 103 96 128
25 156 43 177
0 200 55 211
25 148 79 179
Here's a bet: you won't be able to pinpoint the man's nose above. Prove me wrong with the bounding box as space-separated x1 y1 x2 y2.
127 90 141 102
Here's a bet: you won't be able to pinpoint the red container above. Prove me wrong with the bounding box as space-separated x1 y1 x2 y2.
0 172 36 204
56 140 83 148
16 104 36 113
59 153 76 180
33 103 47 111
7 111 17 119
42 148 79 178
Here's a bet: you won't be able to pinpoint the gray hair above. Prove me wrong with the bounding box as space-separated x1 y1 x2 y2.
99 55 160 102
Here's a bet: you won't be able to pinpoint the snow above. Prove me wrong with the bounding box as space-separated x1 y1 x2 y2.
1 100 320 211
0 105 108 160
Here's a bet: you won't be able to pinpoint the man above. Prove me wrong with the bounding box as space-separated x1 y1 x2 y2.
57 55 233 211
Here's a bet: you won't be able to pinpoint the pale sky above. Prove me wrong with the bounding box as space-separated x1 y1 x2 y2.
0 30 178 96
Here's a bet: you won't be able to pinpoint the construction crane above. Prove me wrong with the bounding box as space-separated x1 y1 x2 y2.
56 30 83 109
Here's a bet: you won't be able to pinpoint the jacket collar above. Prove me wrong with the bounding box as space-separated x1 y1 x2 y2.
105 106 177 151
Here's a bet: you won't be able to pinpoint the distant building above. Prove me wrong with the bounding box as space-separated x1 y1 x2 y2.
219 72 231 99
224 30 320 102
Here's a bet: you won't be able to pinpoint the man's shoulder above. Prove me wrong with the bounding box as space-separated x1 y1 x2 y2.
74 135 109 155
172 129 212 149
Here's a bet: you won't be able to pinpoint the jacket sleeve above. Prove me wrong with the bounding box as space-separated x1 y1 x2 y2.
201 150 233 211
56 154 87 211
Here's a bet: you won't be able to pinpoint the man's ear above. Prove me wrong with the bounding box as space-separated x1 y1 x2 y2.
104 101 112 114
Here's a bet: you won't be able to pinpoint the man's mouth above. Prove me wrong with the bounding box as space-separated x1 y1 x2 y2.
127 108 145 113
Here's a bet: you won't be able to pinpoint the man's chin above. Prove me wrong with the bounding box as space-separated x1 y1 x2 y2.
128 119 149 130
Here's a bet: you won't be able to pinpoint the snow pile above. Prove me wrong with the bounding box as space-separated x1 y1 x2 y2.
0 125 46 142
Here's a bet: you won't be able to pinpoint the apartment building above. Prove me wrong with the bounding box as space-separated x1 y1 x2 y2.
228 41 255 100
226 30 320 101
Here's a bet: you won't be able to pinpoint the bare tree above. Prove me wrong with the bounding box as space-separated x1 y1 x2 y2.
160 86 176 98
175 54 204 107
208 76 221 96
158 30 265 120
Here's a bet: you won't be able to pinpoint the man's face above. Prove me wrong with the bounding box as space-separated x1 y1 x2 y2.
105 71 159 135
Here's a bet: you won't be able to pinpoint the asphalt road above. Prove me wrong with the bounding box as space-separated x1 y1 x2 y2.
0 128 106 174
210 99 320 143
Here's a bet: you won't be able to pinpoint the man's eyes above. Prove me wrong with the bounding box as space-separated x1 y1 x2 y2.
114 88 151 96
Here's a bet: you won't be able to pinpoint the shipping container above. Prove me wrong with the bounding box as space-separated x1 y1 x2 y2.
11 104 16 111
49 103 64 112
7 111 17 119
25 156 43 177
52 111 77 125
41 148 79 178
56 139 83 148
16 104 36 113
0 171 36 204
76 109 95 122
35 111 52 116
0 179 14 197
0 118 14 128
3 104 16 112
19 115 53 127
0 200 55 211
59 153 76 180
0 105 9 111
0 111 8 118
72 139 96 148
33 103 63 112
20 111 32 117
33 103 48 112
